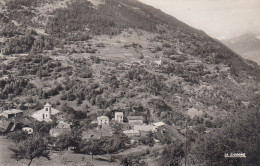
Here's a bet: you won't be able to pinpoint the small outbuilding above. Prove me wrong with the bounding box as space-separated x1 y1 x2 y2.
127 116 144 124
0 109 23 119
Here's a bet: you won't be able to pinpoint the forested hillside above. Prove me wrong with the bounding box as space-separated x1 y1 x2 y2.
0 0 259 165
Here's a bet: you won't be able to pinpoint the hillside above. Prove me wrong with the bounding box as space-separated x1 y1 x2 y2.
0 0 259 165
222 33 260 65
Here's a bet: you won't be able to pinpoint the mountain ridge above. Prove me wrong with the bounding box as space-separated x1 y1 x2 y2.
221 33 260 65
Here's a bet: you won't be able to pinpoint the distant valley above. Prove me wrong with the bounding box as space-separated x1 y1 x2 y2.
222 33 260 65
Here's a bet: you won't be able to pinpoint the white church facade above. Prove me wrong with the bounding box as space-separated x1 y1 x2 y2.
32 103 60 122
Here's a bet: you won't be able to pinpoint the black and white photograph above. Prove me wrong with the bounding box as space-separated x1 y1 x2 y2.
0 0 259 165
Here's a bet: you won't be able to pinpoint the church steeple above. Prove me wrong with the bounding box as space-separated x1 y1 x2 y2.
44 103 52 119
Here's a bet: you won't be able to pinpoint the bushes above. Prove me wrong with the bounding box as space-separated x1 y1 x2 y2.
2 34 34 55
79 134 129 155
7 130 30 143
79 69 92 78
0 20 18 37
2 32 54 55
90 56 101 64
5 0 39 10
41 87 60 99
192 109 260 166
163 48 177 56
139 132 155 147
160 141 184 166
45 0 164 36
0 77 33 99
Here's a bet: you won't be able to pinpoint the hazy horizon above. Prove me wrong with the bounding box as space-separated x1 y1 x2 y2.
138 0 260 40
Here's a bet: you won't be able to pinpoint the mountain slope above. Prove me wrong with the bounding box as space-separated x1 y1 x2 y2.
0 1 259 165
0 0 259 122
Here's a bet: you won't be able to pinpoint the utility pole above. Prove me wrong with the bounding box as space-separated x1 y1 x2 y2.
185 119 188 166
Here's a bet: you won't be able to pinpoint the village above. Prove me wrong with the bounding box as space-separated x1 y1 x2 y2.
0 102 185 165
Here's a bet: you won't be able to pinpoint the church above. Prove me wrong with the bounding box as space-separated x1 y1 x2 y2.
32 103 60 122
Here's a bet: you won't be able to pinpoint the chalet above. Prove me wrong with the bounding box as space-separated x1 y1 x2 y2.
0 109 23 119
127 116 144 124
32 103 60 122
115 112 123 123
97 116 109 127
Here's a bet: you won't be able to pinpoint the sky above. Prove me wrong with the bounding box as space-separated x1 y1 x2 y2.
138 0 260 39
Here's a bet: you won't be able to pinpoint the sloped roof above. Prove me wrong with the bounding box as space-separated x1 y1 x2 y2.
0 120 11 133
123 130 140 134
17 118 33 126
0 120 16 133
0 109 23 115
32 107 60 117
44 103 52 107
97 116 109 120
153 122 165 127
115 112 123 115
127 116 143 120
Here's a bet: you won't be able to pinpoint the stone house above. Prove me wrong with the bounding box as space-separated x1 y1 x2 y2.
115 112 123 123
97 116 109 127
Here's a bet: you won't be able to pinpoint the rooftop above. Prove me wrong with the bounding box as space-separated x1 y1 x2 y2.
123 130 140 134
115 112 123 115
44 103 52 107
97 116 109 119
127 116 144 120
1 109 23 115
153 122 166 127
